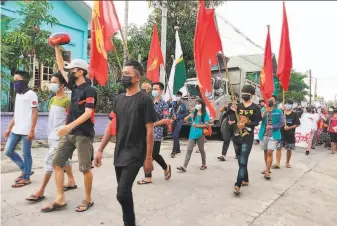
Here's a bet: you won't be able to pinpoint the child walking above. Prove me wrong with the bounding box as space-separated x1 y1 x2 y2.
177 99 210 172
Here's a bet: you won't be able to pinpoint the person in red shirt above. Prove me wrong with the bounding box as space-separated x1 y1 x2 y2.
327 107 337 154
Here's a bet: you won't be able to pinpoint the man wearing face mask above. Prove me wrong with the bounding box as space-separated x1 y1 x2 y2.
137 82 171 184
4 70 38 188
26 72 77 203
258 95 284 179
231 85 262 194
169 91 188 158
141 82 152 95
42 47 97 213
94 60 157 226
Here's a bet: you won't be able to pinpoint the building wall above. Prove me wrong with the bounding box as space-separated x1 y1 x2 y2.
1 113 109 141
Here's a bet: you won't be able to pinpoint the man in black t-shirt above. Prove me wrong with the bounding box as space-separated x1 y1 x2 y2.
279 99 300 168
231 85 262 194
95 60 156 226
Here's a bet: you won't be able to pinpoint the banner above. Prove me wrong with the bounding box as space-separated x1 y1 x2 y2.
254 113 313 148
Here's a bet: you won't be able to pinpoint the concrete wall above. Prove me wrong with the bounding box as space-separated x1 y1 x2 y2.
1 112 109 142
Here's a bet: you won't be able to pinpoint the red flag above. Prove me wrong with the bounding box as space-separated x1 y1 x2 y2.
147 24 164 82
277 2 292 91
260 26 274 101
194 1 222 118
89 0 121 86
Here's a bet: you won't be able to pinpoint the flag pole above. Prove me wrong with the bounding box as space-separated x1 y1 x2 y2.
111 39 122 72
210 0 242 136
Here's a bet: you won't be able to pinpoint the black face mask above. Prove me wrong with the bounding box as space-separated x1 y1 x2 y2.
68 71 78 81
141 89 147 93
242 94 251 101
13 80 29 94
121 76 133 88
268 100 274 107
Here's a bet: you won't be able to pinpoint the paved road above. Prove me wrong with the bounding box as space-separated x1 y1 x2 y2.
1 139 337 226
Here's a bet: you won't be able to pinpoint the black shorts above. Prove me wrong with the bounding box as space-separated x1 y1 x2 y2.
330 132 337 143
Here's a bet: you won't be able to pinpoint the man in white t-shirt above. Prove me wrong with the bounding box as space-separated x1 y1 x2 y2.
304 107 320 155
4 70 38 188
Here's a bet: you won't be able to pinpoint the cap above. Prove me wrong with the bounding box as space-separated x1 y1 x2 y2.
64 59 88 71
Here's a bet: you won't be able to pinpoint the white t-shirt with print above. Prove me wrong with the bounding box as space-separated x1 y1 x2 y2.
12 90 38 135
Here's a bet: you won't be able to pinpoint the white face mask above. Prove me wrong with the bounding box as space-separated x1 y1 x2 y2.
152 90 159 97
49 83 60 93
195 104 202 111
176 97 181 101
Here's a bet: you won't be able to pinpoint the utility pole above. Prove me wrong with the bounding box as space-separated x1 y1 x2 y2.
309 69 312 105
123 0 129 66
314 77 317 99
160 0 168 85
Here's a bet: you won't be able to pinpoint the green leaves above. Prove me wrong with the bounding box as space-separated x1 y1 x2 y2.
277 70 309 102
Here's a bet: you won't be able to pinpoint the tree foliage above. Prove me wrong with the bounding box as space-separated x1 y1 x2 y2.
277 70 309 103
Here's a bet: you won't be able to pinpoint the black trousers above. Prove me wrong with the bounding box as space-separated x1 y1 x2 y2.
222 123 235 156
145 141 168 178
115 166 141 226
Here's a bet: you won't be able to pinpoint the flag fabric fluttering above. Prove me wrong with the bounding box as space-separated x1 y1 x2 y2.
164 30 187 101
89 0 121 86
147 24 164 83
277 1 292 91
194 1 223 118
260 26 274 101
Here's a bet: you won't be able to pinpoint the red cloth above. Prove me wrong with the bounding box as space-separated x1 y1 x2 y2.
146 24 164 82
260 26 274 101
277 2 292 91
328 116 337 133
194 1 222 118
89 0 121 86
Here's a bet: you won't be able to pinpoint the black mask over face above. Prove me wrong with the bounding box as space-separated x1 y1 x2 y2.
141 89 147 93
242 94 251 101
121 76 133 88
13 80 29 94
268 100 274 107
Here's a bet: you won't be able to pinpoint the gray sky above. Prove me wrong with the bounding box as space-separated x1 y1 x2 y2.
87 1 337 101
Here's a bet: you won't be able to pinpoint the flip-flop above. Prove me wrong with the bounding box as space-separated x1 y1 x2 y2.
272 165 281 169
261 170 272 174
241 182 249 186
137 180 152 185
264 175 271 180
165 165 171 180
75 200 94 212
176 166 186 172
64 185 78 191
233 186 240 194
200 165 207 170
12 181 31 188
217 156 226 161
41 202 67 213
26 195 45 203
15 171 34 183
286 164 292 168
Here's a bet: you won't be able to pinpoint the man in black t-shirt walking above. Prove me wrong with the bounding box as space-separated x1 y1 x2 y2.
278 99 301 168
231 85 262 194
95 60 157 226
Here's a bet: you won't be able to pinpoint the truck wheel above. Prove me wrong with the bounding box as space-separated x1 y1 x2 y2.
220 118 228 141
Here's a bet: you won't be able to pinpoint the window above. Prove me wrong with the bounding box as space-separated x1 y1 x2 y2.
42 62 54 81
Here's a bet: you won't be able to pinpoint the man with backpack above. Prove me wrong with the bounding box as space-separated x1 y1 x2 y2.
137 82 172 185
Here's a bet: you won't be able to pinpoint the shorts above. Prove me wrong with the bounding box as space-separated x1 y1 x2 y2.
53 134 94 172
261 136 278 151
284 143 296 151
45 140 70 172
330 132 337 143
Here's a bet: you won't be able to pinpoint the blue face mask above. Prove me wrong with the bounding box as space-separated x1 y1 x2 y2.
285 104 292 110
49 83 60 93
152 90 159 97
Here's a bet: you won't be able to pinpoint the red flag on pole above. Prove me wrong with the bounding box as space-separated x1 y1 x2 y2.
277 1 292 91
194 1 222 118
146 24 164 82
260 26 274 101
89 0 121 86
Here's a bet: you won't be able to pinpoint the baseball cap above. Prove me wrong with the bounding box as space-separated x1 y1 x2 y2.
64 59 88 71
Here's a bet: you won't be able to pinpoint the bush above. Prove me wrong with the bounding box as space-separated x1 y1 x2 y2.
95 77 122 113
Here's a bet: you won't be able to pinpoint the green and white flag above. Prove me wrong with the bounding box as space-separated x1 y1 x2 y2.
164 30 187 101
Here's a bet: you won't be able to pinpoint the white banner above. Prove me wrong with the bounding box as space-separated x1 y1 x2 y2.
254 113 313 148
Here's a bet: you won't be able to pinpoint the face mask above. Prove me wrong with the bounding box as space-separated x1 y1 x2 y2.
152 90 159 97
268 100 274 107
195 104 202 111
176 97 181 101
121 76 133 88
13 80 28 93
285 104 292 110
242 94 251 101
68 71 78 81
49 83 60 93
141 89 147 93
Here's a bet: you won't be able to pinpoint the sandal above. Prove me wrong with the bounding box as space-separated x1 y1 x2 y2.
75 200 94 212
15 171 34 183
165 165 171 180
261 170 271 174
217 156 226 161
137 180 152 185
286 164 292 168
26 195 45 203
177 166 186 172
200 165 207 170
233 186 240 194
12 180 31 188
272 165 281 169
264 175 271 180
64 185 78 191
41 202 67 213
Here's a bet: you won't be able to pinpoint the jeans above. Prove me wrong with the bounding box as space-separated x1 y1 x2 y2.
115 166 141 226
4 133 32 180
183 136 206 168
222 123 235 156
172 121 183 153
145 141 168 178
233 139 253 187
